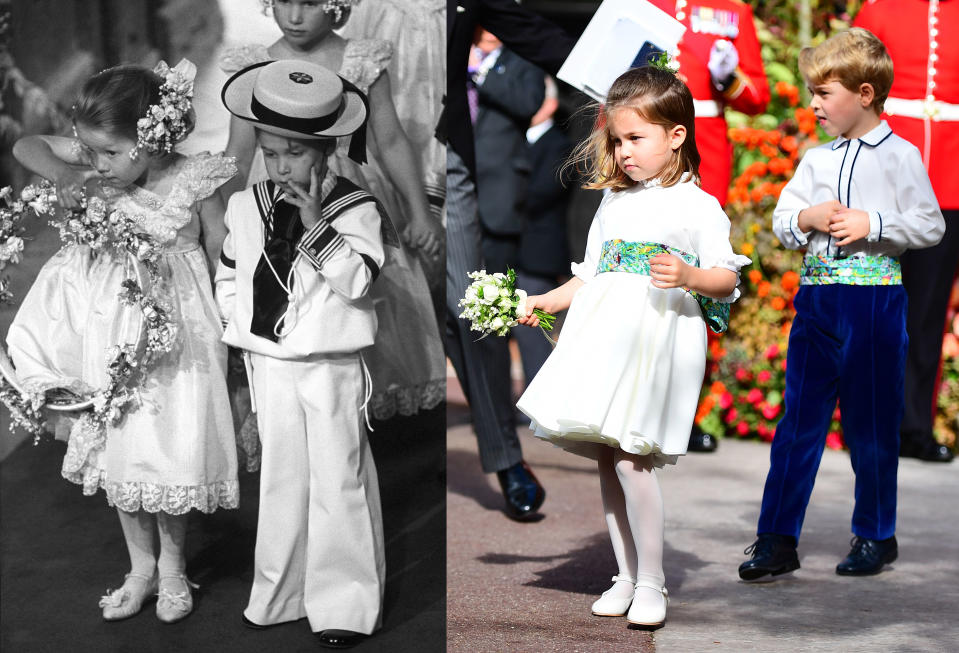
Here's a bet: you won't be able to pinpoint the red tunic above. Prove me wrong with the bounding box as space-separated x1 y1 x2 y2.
650 0 770 205
854 0 959 209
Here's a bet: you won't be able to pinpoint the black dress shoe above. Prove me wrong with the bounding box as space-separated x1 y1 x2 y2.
496 460 545 521
836 535 897 576
687 424 718 453
738 533 800 581
900 432 954 462
316 629 367 649
241 614 267 630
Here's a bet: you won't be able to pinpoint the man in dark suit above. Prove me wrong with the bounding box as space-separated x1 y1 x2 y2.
513 75 572 385
473 30 546 275
446 0 575 520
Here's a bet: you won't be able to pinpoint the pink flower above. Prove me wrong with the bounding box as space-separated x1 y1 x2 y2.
759 425 775 443
762 403 781 420
757 370 772 383
826 431 844 450
764 344 780 360
747 388 763 404
736 421 750 436
735 367 751 382
719 392 733 409
724 407 738 424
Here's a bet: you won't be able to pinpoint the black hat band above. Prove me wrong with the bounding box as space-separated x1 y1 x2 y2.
250 92 344 134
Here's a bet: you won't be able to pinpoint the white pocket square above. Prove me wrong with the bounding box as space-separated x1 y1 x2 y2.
457 5 465 12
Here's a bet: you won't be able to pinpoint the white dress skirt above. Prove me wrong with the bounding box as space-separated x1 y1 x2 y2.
516 177 751 467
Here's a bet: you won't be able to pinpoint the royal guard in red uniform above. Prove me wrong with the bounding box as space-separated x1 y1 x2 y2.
650 0 770 204
855 0 959 462
649 0 770 452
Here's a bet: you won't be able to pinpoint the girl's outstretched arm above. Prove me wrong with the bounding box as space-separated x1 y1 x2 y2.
12 135 94 209
366 72 442 258
649 254 737 299
517 277 585 328
198 192 228 277
222 116 257 200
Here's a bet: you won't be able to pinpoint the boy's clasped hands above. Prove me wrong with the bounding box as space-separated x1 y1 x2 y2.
799 199 871 246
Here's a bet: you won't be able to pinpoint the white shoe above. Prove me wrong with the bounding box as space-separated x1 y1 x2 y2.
590 574 637 617
626 582 668 627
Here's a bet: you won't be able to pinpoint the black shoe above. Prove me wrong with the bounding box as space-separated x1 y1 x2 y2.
688 424 718 453
241 614 268 630
900 432 953 462
836 535 898 576
738 533 800 581
316 629 367 649
496 460 545 521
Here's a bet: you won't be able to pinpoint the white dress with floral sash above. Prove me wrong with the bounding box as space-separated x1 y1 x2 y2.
221 39 445 420
516 179 751 467
6 153 240 513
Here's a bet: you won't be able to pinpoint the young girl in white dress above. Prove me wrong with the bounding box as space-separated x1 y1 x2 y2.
220 0 445 422
517 66 750 628
9 61 238 624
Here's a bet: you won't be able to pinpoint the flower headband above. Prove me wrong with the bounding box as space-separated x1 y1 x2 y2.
130 59 196 160
260 0 361 23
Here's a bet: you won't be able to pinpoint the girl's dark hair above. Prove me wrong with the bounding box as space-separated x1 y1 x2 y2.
71 64 195 143
566 66 701 192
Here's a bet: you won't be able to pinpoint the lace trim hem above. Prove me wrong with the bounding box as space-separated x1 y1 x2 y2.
369 378 444 421
61 467 239 515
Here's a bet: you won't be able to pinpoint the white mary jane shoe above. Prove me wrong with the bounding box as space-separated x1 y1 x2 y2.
626 582 668 628
590 574 637 617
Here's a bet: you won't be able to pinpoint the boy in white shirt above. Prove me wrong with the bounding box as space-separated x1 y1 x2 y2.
739 28 944 581
217 59 386 649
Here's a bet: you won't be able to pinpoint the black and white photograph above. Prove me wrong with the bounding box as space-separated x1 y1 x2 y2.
1 1 445 650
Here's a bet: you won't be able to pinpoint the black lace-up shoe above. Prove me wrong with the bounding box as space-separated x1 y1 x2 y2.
836 535 898 576
496 460 545 521
738 533 800 581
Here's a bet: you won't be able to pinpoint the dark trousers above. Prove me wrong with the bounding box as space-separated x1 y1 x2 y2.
758 284 908 542
900 208 959 438
446 149 522 473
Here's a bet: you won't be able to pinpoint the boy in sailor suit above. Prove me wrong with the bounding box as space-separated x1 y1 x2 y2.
738 28 945 582
217 59 385 648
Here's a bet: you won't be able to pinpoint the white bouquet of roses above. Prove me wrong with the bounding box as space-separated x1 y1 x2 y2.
458 268 556 338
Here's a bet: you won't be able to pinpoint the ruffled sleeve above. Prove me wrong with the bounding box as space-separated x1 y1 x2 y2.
339 39 394 92
165 153 237 215
220 44 271 74
692 195 752 303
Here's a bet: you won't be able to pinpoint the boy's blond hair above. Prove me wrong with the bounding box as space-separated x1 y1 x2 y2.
798 27 893 114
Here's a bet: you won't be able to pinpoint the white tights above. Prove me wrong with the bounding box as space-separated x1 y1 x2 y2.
116 509 189 578
597 447 665 600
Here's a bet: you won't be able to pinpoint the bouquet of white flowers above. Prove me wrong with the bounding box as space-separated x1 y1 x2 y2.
458 268 556 338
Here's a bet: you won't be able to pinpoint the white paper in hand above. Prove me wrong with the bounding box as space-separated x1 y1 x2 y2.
558 0 686 101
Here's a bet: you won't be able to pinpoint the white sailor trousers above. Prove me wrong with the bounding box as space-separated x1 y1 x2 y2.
244 352 385 633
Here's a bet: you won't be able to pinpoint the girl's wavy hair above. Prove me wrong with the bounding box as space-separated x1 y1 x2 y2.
71 64 195 145
565 66 701 192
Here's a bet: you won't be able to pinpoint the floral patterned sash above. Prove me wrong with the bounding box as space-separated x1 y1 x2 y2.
800 254 902 286
596 239 729 333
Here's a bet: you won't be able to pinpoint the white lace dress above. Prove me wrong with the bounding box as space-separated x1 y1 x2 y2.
221 39 445 420
516 179 751 467
7 153 240 513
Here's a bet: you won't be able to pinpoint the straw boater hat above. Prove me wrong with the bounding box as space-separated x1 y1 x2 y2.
221 59 369 161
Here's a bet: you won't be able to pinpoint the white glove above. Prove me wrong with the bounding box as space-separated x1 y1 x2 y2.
708 39 739 83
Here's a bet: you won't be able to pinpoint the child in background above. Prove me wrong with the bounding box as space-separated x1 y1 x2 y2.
10 61 238 623
739 28 944 582
517 66 750 628
218 59 385 650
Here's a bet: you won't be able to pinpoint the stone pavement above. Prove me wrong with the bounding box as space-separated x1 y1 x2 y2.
447 402 959 653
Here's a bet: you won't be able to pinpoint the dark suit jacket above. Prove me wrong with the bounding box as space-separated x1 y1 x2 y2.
475 48 545 235
447 0 575 177
519 124 573 278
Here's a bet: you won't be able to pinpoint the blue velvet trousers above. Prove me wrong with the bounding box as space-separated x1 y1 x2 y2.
757 284 908 542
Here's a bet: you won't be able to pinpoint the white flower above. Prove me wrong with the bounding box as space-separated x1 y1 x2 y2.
490 316 505 330
481 284 499 300
19 186 37 202
0 187 11 201
515 289 528 317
